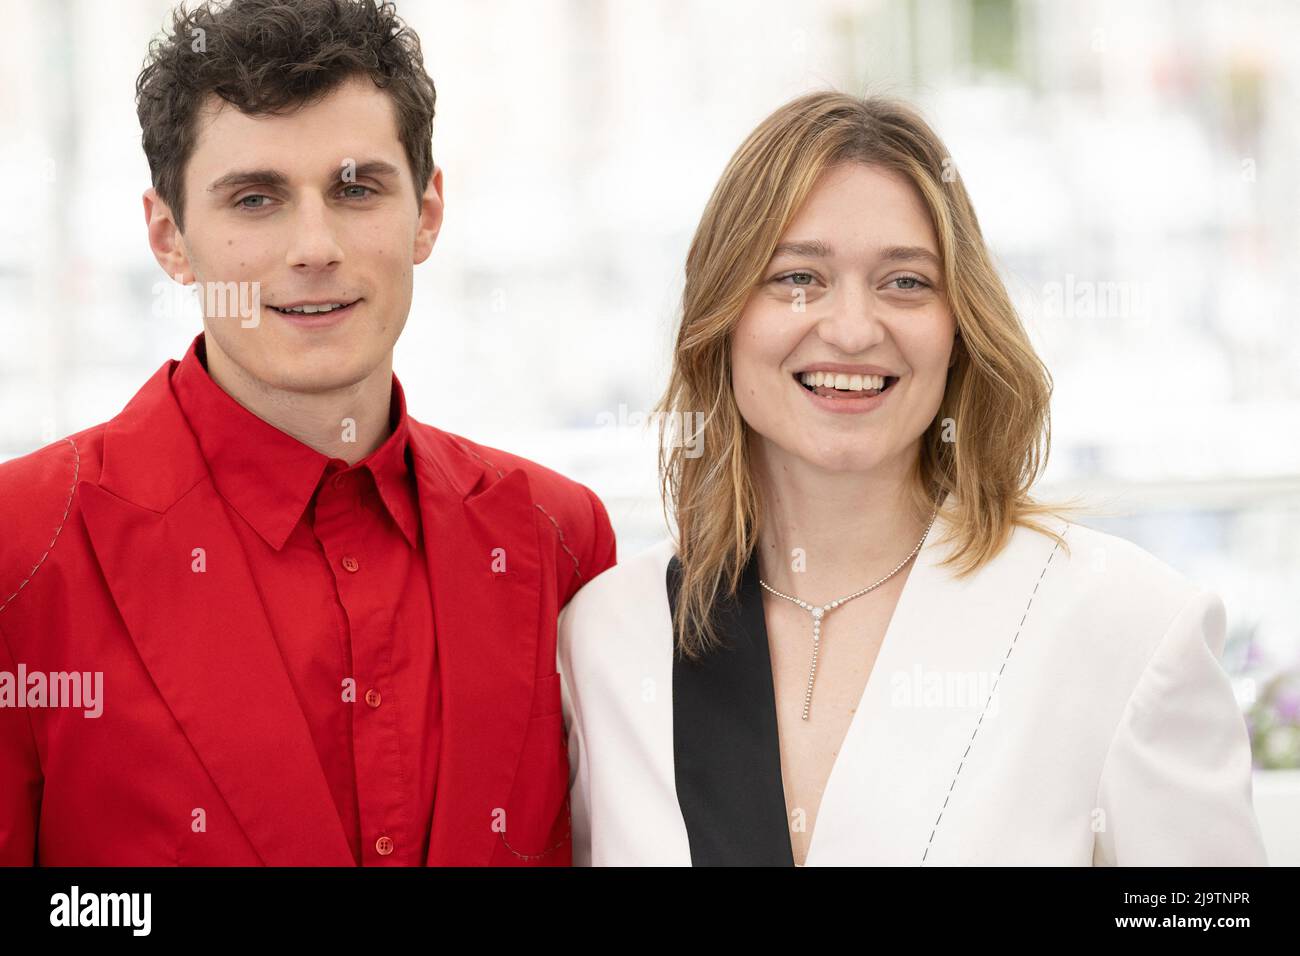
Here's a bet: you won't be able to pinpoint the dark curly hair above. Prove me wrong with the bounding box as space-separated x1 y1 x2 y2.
135 0 437 232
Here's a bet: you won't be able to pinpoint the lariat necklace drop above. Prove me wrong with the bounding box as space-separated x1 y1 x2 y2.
759 509 938 720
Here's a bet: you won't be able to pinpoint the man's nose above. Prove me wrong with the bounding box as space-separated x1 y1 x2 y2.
285 195 345 270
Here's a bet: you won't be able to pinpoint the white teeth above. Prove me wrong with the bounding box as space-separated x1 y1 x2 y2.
275 302 347 314
798 372 888 392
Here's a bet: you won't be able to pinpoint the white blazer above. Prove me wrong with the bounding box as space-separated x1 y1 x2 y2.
557 508 1268 866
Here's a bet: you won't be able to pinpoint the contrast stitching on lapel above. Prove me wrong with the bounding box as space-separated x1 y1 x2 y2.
0 437 80 615
920 525 1069 865
455 443 585 584
496 794 571 861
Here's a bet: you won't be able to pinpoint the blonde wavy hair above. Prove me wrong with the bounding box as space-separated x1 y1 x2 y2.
657 91 1081 660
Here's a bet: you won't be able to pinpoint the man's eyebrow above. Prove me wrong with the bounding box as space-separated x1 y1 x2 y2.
207 168 289 193
206 160 401 193
342 160 401 182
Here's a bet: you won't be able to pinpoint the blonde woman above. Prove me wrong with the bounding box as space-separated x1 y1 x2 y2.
558 92 1266 866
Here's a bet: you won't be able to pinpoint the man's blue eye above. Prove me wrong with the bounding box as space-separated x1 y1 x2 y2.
235 186 373 210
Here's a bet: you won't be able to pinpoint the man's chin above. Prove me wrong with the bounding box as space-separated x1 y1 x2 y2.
262 360 381 395
205 323 392 395
223 343 379 394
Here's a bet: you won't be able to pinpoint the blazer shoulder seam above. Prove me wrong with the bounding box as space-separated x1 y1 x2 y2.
0 436 80 616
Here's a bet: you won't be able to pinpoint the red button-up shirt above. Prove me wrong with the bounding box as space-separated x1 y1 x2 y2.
170 334 439 866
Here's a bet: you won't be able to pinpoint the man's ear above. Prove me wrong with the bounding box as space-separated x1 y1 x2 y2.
143 187 195 285
412 165 444 266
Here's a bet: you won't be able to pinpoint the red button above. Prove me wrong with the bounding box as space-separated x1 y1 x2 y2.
342 555 359 572
333 473 348 490
375 836 394 856
365 689 381 708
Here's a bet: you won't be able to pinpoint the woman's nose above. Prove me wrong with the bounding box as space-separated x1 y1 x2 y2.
815 281 887 354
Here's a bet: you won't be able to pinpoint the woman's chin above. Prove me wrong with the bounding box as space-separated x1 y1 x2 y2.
785 443 896 476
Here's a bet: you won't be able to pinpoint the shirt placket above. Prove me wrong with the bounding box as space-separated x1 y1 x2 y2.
313 463 413 865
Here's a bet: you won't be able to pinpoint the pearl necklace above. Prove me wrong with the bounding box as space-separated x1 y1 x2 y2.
758 509 938 720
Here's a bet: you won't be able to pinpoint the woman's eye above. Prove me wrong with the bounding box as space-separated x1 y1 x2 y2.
775 271 817 286
889 275 930 291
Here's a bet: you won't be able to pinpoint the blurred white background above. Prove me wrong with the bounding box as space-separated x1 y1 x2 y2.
1 0 1297 859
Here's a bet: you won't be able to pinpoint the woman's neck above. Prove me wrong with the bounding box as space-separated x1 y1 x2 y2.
752 443 934 603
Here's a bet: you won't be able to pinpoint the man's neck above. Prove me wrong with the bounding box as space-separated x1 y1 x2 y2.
202 339 395 465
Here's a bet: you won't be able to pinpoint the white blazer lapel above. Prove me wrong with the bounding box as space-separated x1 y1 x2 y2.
807 509 1071 865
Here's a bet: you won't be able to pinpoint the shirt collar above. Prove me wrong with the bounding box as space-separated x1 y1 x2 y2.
169 332 421 551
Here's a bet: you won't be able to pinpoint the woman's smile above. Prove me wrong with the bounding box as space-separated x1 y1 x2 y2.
793 369 900 414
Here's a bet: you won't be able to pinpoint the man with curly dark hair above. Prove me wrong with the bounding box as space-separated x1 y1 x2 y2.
0 0 615 867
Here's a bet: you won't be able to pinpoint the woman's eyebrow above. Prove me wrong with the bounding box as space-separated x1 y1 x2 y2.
770 240 940 268
772 239 831 258
879 244 941 267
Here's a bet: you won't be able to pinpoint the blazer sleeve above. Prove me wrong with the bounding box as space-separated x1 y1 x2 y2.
1092 589 1268 866
557 601 593 866
583 486 617 584
0 622 41 865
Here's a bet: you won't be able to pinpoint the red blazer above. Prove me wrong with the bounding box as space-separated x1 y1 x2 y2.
0 358 616 866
